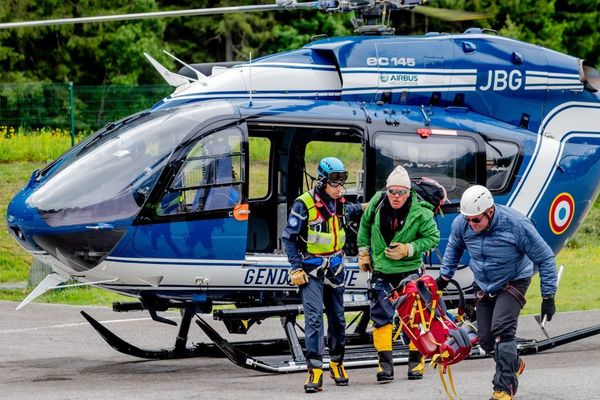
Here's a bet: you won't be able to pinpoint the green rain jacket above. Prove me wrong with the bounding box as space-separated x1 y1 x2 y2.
357 191 440 274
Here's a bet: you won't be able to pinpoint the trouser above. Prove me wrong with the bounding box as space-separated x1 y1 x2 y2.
475 278 530 395
370 271 420 328
300 274 346 369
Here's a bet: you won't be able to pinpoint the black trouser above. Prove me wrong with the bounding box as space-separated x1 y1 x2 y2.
370 271 420 328
475 278 530 395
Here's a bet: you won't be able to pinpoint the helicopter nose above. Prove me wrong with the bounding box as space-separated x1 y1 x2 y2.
7 184 128 273
6 188 45 252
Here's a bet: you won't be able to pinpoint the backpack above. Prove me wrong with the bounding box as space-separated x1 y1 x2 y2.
388 274 479 398
410 176 448 214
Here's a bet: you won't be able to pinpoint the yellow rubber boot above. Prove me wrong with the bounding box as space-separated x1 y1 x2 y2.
373 324 394 383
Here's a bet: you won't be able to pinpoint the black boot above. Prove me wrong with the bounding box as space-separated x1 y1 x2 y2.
407 350 425 380
304 368 323 393
328 361 349 386
376 351 394 383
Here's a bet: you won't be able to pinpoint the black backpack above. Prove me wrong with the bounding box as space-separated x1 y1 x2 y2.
410 177 448 214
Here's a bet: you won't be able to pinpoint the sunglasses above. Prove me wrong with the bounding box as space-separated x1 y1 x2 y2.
464 215 484 223
327 179 346 188
327 171 348 182
388 188 410 196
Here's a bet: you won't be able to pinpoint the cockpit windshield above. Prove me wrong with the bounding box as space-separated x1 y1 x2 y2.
28 102 235 227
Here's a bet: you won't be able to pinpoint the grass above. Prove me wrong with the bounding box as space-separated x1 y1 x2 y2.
0 127 83 162
0 286 131 305
0 162 45 282
523 244 600 315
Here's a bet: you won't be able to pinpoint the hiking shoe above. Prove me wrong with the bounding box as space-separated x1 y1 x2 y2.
490 391 513 400
329 361 349 386
407 350 425 380
304 368 323 393
376 351 394 383
516 357 526 378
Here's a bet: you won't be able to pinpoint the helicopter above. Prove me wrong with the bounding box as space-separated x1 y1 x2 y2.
4 0 600 373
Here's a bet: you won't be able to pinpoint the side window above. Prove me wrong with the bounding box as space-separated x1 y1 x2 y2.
374 133 478 202
485 140 519 192
157 128 244 215
303 141 364 195
248 137 271 200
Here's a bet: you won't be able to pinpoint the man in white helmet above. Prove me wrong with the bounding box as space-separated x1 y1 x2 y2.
437 185 558 400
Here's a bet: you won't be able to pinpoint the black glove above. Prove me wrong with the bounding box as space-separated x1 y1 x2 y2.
541 296 556 321
435 276 449 291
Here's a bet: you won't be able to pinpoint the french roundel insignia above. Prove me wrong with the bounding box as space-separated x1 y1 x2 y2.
288 216 299 228
549 192 575 235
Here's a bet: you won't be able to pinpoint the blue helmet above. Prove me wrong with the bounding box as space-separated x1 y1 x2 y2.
317 157 348 184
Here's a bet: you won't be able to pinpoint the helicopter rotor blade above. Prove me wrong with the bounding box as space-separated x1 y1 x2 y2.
411 5 491 22
0 1 321 30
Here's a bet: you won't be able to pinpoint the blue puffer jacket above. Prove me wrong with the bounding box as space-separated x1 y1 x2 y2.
440 204 558 296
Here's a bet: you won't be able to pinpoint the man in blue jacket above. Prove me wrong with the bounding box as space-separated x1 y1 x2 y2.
437 185 558 400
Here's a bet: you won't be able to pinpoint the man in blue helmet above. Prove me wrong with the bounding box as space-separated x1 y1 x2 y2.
282 156 365 393
437 185 558 400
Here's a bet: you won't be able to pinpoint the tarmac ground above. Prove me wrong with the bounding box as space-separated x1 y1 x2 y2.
1 301 599 400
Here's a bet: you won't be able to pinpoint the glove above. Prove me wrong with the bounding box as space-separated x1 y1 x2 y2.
289 268 309 286
357 250 372 272
384 242 413 260
541 296 556 322
436 276 449 290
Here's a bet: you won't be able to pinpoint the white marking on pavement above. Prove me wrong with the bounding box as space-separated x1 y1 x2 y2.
0 316 180 334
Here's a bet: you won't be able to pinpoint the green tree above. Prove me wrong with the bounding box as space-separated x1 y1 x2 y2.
0 0 171 84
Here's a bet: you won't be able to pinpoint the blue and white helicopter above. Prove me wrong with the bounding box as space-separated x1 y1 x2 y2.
4 0 600 372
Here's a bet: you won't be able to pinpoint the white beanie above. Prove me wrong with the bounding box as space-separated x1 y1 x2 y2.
386 165 411 188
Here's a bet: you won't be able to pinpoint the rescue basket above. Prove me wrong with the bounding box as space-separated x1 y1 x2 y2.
388 274 479 399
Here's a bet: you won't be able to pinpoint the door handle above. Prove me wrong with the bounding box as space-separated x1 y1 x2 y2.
85 223 115 231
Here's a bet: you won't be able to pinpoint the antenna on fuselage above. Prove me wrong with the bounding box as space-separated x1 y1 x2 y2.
248 51 253 107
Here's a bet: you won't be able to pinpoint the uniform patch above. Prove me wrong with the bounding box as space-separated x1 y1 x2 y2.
288 216 299 227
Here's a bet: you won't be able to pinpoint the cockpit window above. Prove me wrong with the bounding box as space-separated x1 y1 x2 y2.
157 127 244 215
485 139 520 192
374 132 478 201
27 102 236 227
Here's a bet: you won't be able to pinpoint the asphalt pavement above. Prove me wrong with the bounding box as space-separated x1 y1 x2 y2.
1 301 599 400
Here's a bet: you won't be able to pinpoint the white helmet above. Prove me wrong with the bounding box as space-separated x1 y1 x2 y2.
460 185 494 216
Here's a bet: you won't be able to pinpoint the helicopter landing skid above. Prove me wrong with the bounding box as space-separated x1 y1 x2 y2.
81 308 295 360
195 314 414 372
194 316 600 373
82 305 600 368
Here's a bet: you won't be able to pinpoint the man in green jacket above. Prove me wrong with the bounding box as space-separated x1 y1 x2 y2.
357 165 440 383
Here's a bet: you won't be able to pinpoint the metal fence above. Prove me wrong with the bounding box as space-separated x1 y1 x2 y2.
0 83 172 287
0 83 172 138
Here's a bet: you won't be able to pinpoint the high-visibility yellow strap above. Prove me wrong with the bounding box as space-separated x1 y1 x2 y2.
427 299 437 329
416 295 428 328
446 365 459 399
409 296 418 328
437 366 455 400
393 325 403 341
